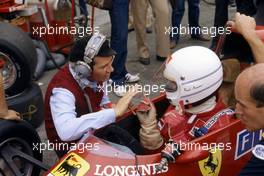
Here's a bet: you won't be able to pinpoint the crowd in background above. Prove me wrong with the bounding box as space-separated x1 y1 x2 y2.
102 0 264 97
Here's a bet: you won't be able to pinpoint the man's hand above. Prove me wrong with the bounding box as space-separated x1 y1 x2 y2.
227 12 256 40
227 12 264 63
114 85 139 117
1 110 21 121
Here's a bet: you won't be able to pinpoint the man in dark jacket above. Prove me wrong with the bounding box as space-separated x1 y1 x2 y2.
235 64 264 176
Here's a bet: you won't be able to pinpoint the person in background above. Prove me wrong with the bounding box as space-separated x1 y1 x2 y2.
79 0 89 17
170 0 210 49
210 0 229 50
131 0 171 65
227 12 264 63
128 2 153 33
236 0 256 17
109 0 140 97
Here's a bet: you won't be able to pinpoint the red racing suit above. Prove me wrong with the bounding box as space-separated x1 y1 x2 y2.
159 101 235 143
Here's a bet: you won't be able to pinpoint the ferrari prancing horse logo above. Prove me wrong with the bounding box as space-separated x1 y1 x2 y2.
198 148 222 176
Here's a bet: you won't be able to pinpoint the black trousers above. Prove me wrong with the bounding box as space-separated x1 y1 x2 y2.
214 0 229 28
255 0 264 25
211 0 258 49
236 0 257 16
210 0 229 49
214 0 257 28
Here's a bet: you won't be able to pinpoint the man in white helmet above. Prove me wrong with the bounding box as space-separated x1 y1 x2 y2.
136 46 236 150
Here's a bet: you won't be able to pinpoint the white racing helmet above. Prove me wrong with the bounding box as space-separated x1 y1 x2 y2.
163 46 223 106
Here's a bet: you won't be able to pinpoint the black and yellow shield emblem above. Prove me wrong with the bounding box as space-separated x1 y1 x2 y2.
198 148 222 176
49 152 90 176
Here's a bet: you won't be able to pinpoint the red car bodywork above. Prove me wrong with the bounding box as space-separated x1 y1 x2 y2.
45 94 263 176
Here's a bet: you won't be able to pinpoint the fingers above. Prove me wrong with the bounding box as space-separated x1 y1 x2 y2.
122 85 140 101
4 115 21 121
6 110 21 121
226 12 241 29
226 21 235 28
115 85 141 117
235 12 241 19
229 12 256 37
235 12 255 25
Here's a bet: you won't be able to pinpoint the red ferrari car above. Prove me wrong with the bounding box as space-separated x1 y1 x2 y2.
46 26 264 176
45 93 263 176
45 27 264 176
